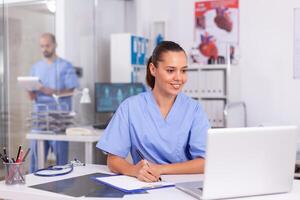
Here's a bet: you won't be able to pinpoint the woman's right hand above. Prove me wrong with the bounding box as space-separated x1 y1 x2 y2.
133 160 160 182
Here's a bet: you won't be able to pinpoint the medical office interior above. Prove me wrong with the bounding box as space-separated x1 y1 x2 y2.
1 0 300 180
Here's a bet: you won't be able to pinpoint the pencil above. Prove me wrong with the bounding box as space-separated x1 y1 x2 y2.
16 150 23 163
16 145 22 162
0 153 6 162
3 147 6 156
1 149 8 163
22 148 31 162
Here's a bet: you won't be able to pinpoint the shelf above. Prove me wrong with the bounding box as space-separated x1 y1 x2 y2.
200 67 227 70
201 96 227 100
211 126 225 128
184 62 230 128
184 95 227 100
189 63 227 70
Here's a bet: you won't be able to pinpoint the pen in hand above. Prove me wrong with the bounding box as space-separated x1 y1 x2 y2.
136 149 162 181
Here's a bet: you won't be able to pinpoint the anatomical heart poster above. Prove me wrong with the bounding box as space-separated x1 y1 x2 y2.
192 0 239 64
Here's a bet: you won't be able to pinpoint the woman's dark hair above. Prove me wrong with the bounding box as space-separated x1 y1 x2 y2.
146 41 186 89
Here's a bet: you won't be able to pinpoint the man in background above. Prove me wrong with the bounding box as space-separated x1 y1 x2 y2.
28 33 79 172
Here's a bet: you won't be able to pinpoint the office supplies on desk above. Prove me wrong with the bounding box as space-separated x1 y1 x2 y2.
4 162 26 185
94 175 174 193
29 103 75 133
176 126 298 200
0 153 8 163
3 147 7 162
16 145 22 162
1 146 30 164
30 173 127 198
2 145 27 185
16 149 23 163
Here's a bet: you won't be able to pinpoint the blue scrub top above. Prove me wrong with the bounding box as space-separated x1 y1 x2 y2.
96 91 210 164
30 57 79 109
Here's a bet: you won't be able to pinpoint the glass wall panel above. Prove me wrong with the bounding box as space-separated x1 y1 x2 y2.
54 0 96 163
0 0 136 172
4 0 55 171
58 0 135 164
0 0 6 173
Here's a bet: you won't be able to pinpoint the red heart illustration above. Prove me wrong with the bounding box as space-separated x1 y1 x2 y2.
214 7 233 32
198 33 218 59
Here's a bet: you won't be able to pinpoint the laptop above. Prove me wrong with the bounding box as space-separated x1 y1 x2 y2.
176 126 298 199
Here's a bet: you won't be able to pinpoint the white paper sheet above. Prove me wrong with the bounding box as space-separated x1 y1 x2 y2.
95 175 174 191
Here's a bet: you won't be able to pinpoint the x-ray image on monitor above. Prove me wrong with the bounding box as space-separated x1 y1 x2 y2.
95 83 146 113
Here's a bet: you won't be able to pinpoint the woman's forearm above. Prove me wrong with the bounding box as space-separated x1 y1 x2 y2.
108 154 205 176
107 154 136 176
158 158 205 174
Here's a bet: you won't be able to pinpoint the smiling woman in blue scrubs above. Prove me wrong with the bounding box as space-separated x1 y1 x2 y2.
97 41 210 182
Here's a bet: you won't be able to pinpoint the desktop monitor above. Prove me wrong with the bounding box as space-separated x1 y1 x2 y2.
95 82 146 113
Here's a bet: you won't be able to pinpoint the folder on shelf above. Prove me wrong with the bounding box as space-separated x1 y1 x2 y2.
201 99 225 128
184 69 199 97
216 100 225 127
199 71 207 97
93 175 174 193
199 70 225 98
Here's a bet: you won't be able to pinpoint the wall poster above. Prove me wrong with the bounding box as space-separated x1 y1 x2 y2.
191 0 239 65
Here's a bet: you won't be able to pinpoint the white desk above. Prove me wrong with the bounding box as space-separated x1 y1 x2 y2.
26 129 104 169
0 164 300 200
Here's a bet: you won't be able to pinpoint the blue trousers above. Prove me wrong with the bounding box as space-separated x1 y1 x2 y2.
29 140 68 173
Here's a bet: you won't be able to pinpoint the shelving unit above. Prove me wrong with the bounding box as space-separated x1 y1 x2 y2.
183 63 228 128
110 33 148 83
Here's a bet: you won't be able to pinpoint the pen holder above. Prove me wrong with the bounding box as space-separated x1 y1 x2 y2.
4 162 26 185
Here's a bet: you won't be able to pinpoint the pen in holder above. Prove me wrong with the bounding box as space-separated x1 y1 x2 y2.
4 162 26 185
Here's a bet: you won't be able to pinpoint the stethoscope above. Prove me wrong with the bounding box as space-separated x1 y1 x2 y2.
34 159 85 177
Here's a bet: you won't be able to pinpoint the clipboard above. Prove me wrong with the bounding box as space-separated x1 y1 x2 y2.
30 173 127 198
92 175 175 193
17 76 42 91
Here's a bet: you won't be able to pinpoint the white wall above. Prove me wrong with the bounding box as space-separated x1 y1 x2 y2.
137 0 300 128
240 0 300 127
135 0 196 53
56 0 95 126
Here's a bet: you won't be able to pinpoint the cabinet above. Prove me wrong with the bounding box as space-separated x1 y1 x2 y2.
110 33 149 83
183 64 228 128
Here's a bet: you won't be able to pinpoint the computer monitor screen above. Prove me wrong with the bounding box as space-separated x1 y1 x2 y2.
95 83 146 113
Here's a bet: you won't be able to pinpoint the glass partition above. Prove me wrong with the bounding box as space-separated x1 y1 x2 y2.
0 0 6 169
0 0 136 173
3 0 55 171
